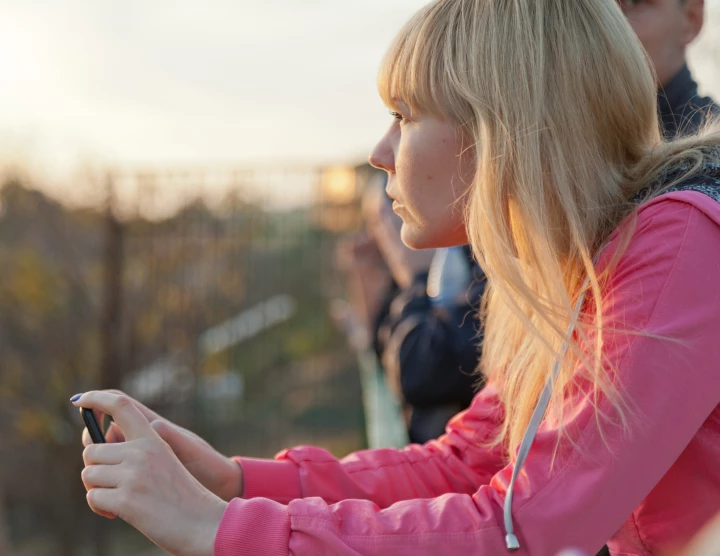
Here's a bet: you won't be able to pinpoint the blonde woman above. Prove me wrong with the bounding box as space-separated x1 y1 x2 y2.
72 0 720 554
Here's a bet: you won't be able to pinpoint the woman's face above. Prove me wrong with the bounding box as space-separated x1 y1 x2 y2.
369 101 473 250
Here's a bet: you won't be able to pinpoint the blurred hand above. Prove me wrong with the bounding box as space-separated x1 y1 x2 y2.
369 200 435 289
335 233 384 275
335 233 393 330
80 390 243 503
74 391 227 556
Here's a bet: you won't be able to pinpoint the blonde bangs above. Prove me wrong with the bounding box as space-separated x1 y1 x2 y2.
377 1 464 120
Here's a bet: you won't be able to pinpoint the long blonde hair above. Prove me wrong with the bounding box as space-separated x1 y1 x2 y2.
378 0 720 456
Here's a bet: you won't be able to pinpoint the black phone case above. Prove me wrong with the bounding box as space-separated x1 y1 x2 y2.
81 408 106 444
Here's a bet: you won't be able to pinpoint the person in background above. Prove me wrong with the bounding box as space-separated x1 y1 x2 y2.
621 0 717 137
333 208 395 352
370 0 718 445
332 172 432 356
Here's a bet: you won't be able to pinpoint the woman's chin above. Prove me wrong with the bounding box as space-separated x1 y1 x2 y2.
401 224 468 250
399 225 429 250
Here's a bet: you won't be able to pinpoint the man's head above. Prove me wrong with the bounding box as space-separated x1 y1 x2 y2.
620 0 705 86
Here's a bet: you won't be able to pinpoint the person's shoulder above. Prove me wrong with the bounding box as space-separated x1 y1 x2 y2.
604 184 720 272
636 196 720 263
631 196 704 251
635 157 720 222
685 93 719 134
638 177 720 229
595 194 720 309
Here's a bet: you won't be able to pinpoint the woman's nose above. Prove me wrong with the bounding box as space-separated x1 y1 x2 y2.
369 134 395 173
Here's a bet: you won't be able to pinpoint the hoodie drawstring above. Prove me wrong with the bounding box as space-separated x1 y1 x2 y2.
502 248 605 552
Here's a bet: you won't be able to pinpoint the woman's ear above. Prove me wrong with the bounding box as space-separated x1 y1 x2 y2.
681 0 705 47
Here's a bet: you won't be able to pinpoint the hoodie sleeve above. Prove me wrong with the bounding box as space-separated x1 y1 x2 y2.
215 197 720 556
235 379 506 507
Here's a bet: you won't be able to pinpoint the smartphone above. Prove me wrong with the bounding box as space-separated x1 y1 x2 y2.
81 408 107 444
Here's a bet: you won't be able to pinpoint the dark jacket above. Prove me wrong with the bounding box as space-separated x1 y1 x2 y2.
374 246 485 443
658 64 718 139
374 64 717 445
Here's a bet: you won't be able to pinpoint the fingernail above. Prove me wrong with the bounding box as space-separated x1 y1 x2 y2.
70 393 83 403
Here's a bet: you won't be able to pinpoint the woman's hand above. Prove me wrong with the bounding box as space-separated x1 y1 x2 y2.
80 390 243 502
73 391 229 556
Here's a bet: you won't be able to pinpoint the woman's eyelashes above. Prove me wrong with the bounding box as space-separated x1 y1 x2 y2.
390 111 404 122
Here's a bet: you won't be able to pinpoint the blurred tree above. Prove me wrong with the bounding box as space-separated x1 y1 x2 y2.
0 170 362 554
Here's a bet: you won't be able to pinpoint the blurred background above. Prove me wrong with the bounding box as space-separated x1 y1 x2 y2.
0 1 719 554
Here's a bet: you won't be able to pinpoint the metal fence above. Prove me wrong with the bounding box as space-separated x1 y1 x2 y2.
0 163 405 555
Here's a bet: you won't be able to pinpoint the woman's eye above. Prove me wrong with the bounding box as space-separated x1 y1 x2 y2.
390 111 404 122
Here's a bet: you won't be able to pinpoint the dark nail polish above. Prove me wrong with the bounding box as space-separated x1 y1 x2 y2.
70 393 83 403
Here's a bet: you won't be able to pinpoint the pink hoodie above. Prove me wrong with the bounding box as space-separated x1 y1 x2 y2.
215 191 720 555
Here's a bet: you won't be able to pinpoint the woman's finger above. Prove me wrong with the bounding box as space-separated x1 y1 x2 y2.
81 464 120 490
86 488 119 520
73 391 155 441
83 441 129 466
103 389 163 423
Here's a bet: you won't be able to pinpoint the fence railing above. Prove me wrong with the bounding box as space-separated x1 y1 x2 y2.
2 161 412 555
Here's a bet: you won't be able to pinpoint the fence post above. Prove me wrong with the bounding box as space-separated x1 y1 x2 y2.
95 172 125 555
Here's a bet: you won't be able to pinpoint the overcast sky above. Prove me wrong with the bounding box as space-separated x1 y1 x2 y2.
0 1 426 173
1 0 719 203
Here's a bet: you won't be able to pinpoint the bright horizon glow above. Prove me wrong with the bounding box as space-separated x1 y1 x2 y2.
1 0 719 209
